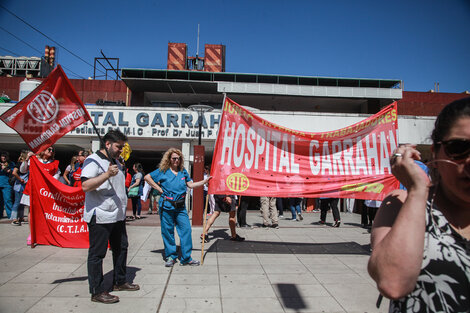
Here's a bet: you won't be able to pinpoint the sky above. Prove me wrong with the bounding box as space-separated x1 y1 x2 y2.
1 0 469 93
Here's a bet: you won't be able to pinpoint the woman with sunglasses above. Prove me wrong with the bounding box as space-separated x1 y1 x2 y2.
20 146 61 207
144 148 211 267
368 97 470 312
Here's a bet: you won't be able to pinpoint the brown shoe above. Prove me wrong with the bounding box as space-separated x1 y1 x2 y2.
91 291 119 304
113 282 140 291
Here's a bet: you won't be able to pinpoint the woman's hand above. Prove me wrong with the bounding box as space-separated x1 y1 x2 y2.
204 176 212 184
390 145 430 191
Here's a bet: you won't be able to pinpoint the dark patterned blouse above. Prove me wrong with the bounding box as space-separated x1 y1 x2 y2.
389 200 470 312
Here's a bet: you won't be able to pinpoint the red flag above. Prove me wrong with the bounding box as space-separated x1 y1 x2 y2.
0 65 91 153
208 97 399 200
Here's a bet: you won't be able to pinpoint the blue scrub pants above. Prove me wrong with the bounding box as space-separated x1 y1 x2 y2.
160 208 193 264
0 185 13 219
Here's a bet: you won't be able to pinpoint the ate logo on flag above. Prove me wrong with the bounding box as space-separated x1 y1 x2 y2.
27 90 59 123
0 65 91 153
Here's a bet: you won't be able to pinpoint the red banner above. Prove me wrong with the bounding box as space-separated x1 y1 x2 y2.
28 156 88 248
0 65 91 153
208 97 399 200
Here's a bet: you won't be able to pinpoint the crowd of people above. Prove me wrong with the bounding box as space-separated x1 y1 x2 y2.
1 97 468 310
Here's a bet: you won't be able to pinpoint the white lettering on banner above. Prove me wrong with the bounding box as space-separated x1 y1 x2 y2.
343 139 355 175
244 127 256 169
27 90 58 124
365 134 379 175
28 123 60 148
220 121 235 165
309 140 320 175
218 123 397 176
290 136 299 174
52 202 83 215
58 108 85 128
56 224 88 233
39 188 85 206
44 212 83 223
233 124 246 167
270 131 281 171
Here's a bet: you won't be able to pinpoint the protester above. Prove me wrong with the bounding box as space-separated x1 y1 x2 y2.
201 194 245 242
318 197 341 227
203 165 210 213
81 129 139 304
63 155 78 186
260 196 279 228
71 150 91 188
128 163 144 219
21 146 61 179
148 187 161 215
0 151 14 219
368 97 470 311
276 197 286 218
10 150 30 225
288 197 303 221
144 148 211 267
361 199 381 228
238 196 255 228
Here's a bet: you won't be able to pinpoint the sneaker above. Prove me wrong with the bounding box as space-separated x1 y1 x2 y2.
180 260 200 266
319 220 325 225
271 224 279 229
278 215 284 218
298 213 303 221
261 224 270 228
165 257 177 267
333 220 341 227
291 218 297 221
230 234 245 241
11 220 21 226
295 216 300 221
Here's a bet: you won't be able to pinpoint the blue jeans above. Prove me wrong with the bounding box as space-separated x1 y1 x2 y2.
289 198 302 219
131 197 141 216
0 185 13 219
10 190 24 220
160 208 193 264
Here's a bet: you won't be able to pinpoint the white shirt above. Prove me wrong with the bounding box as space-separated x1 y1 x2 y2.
81 152 127 224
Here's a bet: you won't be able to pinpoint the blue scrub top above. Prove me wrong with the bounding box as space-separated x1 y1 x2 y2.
0 161 14 187
149 168 192 210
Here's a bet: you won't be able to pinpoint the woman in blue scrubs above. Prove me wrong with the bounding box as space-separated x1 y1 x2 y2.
145 148 211 267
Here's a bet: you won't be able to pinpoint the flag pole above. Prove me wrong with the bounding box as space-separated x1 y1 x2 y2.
200 194 210 265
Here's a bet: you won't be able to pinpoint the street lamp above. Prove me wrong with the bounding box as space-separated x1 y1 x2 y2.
188 104 214 145
187 104 213 226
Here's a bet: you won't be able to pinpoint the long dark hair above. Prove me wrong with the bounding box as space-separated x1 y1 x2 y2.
133 162 144 174
431 97 470 149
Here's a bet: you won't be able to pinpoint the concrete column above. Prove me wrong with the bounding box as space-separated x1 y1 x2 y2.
181 141 191 213
182 141 191 171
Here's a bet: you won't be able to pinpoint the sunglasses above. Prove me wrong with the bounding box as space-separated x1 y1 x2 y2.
47 148 54 152
438 139 470 160
171 157 180 161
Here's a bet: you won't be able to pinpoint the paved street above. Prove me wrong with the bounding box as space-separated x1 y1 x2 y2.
0 211 387 313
